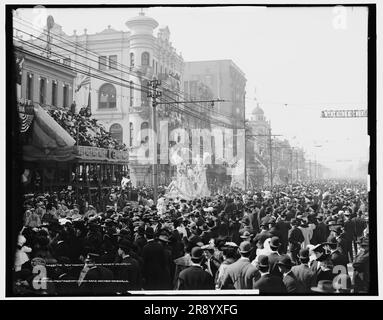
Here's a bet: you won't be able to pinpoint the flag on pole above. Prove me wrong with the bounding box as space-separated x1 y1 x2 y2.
75 69 91 92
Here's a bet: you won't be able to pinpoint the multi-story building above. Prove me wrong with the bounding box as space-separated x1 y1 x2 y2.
15 44 76 109
28 11 185 186
245 102 271 188
26 11 248 188
183 60 247 188
183 60 246 128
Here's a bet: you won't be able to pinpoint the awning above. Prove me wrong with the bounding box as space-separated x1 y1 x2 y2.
22 104 76 162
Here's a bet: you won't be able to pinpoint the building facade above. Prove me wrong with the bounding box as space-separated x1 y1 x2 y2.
29 11 185 186
26 11 248 188
15 44 76 109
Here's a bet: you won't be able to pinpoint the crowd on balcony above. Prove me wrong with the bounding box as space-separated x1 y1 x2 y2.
47 105 128 151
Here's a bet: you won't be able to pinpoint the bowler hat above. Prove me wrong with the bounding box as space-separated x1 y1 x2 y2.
239 241 253 254
190 247 204 261
258 255 269 268
269 236 281 249
240 231 252 239
311 280 335 293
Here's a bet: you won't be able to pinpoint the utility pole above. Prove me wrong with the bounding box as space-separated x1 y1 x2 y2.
268 128 273 188
147 79 162 205
245 130 282 188
296 150 299 182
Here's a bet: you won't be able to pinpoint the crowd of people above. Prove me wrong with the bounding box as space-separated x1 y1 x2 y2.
13 180 370 295
47 104 127 151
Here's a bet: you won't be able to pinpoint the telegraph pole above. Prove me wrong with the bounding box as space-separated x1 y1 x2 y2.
147 79 162 205
268 128 273 187
296 151 299 182
246 130 281 188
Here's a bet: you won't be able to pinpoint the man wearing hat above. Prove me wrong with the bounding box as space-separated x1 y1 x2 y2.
291 248 317 293
352 237 369 293
201 244 221 279
288 218 304 264
310 244 334 283
277 255 305 293
314 215 328 245
114 239 142 293
268 237 283 278
151 214 162 236
253 223 272 249
142 227 172 290
176 247 214 290
253 255 287 293
327 237 348 273
342 211 356 262
221 241 260 290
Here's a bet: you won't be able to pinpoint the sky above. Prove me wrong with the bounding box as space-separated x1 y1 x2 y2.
13 5 369 175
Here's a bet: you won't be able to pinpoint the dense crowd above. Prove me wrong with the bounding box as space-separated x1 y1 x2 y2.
47 105 127 151
13 180 370 295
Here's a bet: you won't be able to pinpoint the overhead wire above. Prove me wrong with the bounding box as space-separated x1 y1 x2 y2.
14 16 238 121
14 36 237 129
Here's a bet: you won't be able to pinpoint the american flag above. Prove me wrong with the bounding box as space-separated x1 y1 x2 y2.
75 74 91 92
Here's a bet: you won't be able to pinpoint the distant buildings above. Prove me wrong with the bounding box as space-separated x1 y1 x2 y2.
24 11 250 187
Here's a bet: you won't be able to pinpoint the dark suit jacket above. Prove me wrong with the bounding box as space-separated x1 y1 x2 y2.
142 240 171 290
352 249 369 292
315 222 328 244
114 256 142 292
253 274 287 294
291 264 317 292
268 252 282 278
276 221 291 250
283 271 305 293
177 265 214 290
288 227 304 247
249 211 260 235
221 258 260 289
330 250 348 273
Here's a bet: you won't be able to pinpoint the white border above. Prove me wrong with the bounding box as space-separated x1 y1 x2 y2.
1 0 382 301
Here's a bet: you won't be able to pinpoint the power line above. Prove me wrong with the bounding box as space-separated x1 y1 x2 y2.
14 16 237 121
16 27 236 125
15 38 237 129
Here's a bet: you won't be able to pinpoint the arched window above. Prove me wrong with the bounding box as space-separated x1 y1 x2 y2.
129 122 133 147
110 123 123 143
130 52 135 67
141 52 150 66
99 83 116 109
141 122 149 143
